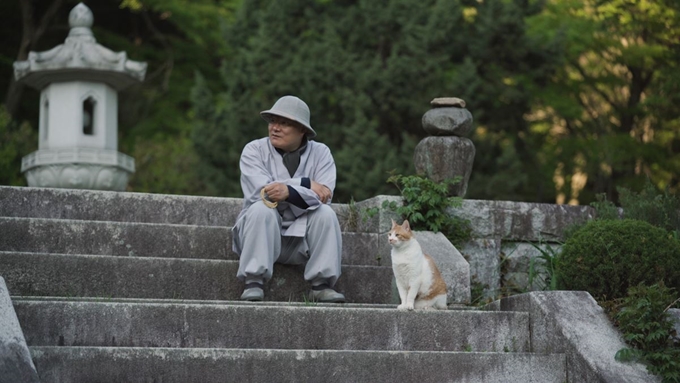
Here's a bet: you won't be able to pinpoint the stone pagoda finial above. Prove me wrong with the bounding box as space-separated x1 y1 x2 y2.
13 2 147 191
69 2 95 29
413 97 476 197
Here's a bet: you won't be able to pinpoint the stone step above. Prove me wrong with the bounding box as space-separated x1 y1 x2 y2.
0 186 243 226
0 217 390 266
14 298 530 352
30 346 567 383
0 251 394 303
0 185 373 232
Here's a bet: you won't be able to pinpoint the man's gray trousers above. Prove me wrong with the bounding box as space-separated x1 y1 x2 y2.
233 201 342 287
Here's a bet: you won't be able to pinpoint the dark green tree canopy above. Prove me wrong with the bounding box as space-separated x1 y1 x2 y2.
1 0 676 205
192 0 561 202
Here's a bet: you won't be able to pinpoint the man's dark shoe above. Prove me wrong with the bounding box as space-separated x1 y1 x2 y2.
240 287 264 301
309 289 345 303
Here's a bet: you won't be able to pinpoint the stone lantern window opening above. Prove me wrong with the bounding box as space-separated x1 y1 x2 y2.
82 96 96 136
41 97 49 142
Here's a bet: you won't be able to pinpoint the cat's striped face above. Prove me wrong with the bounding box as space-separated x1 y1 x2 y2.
388 220 412 245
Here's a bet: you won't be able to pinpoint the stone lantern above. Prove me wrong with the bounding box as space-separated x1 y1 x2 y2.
13 2 146 191
413 97 475 197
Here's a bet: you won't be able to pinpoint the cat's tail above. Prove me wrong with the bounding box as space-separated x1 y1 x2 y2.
434 294 448 310
416 294 448 310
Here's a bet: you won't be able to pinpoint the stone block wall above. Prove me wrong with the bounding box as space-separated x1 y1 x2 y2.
451 200 593 299
340 196 595 300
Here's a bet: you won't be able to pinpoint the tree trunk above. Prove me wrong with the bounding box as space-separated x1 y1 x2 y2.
4 0 65 118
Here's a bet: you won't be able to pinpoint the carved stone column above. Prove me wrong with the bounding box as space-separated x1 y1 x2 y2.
413 97 475 197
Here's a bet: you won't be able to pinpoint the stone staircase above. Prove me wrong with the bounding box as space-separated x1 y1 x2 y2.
0 186 656 382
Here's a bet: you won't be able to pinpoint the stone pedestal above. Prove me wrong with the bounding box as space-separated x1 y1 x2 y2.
21 148 134 191
413 97 476 197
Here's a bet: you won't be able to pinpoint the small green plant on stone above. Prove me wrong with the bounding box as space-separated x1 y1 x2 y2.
615 283 680 383
470 277 490 307
527 239 561 291
302 294 318 306
340 197 360 231
383 174 472 247
511 336 519 352
363 205 380 222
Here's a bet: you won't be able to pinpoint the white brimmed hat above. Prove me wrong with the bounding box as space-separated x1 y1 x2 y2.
260 95 316 138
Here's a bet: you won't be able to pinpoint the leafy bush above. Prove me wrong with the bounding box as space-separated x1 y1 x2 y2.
555 219 680 300
0 106 37 186
590 193 621 220
382 174 472 246
618 182 680 235
590 182 680 235
615 283 680 383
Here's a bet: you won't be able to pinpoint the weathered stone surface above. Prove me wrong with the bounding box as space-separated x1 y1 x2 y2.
0 252 395 304
459 238 502 299
414 231 471 305
16 300 525 351
670 308 680 343
449 199 594 241
30 347 566 383
430 97 466 108
345 194 593 239
23 152 134 191
0 185 243 226
0 277 40 383
501 242 561 293
491 291 660 383
351 195 402 233
414 136 475 197
0 217 389 266
422 107 474 136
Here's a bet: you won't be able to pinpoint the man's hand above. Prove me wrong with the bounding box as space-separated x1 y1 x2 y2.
263 182 289 202
311 181 332 203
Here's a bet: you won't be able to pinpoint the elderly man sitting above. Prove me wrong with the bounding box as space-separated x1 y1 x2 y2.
232 95 345 303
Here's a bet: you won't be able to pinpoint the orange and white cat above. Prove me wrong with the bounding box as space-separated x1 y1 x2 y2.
388 219 447 310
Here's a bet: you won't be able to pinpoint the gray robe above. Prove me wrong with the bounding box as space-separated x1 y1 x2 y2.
233 137 336 248
232 137 342 285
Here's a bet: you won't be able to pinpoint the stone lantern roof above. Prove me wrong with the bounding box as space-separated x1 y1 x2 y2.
13 2 147 90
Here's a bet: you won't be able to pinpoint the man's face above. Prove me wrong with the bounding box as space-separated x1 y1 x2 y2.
268 116 306 152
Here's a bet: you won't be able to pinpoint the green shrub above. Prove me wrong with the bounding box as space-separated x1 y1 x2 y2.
555 219 680 300
590 193 621 220
590 181 680 235
382 174 472 247
615 283 680 383
618 182 680 235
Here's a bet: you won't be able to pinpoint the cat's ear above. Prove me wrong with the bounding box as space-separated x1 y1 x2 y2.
402 220 411 231
391 219 396 228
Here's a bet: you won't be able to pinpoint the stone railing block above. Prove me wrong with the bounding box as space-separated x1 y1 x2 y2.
0 276 40 383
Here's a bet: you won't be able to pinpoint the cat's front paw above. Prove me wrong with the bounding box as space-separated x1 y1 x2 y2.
397 303 414 311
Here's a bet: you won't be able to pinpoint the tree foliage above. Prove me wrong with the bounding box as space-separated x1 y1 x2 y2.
191 0 561 202
528 0 680 203
0 0 235 194
0 105 36 186
0 0 677 205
